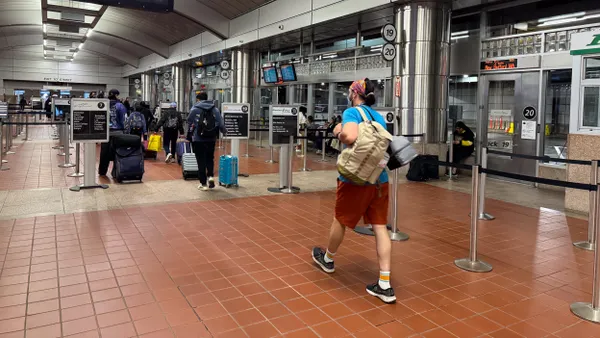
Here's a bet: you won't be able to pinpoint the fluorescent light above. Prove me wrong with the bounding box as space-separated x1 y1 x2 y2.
538 12 585 23
451 35 470 40
43 24 46 33
370 45 383 49
322 55 337 59
463 74 469 78
538 17 580 27
86 29 92 37
451 31 469 36
73 52 77 58
43 39 47 46
322 52 337 57
79 43 83 49
43 50 46 55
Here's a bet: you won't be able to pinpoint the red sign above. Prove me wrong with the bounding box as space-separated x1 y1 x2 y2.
480 59 518 70
395 77 401 97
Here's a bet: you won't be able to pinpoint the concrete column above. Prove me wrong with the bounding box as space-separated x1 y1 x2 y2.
328 83 336 120
288 85 296 104
307 84 315 117
141 73 151 102
397 1 451 143
232 50 252 157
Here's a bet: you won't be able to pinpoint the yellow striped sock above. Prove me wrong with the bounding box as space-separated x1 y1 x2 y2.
379 271 391 290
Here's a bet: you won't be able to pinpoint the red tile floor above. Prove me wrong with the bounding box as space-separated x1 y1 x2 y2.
0 178 599 337
0 126 336 190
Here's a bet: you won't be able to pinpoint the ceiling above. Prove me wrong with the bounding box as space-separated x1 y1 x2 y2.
0 0 270 68
195 0 274 20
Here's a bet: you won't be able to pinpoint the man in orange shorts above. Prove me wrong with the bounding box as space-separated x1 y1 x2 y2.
312 78 395 304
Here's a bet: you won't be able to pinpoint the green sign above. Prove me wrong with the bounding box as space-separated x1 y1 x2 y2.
571 34 600 56
587 34 600 47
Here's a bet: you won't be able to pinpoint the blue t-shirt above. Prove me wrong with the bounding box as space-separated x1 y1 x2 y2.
338 105 389 184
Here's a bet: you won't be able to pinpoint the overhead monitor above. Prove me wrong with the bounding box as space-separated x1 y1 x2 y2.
263 66 278 84
60 90 71 96
83 0 174 12
40 90 50 97
280 64 297 82
14 90 25 96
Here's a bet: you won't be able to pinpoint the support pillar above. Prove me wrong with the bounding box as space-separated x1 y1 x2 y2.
397 1 451 144
232 50 252 158
328 83 336 120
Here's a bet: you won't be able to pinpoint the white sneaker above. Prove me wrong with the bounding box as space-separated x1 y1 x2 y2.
198 185 209 191
165 153 172 163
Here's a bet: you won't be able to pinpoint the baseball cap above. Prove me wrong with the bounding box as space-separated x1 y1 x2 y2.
108 89 120 96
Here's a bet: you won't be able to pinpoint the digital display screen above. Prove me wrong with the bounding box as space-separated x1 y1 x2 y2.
280 64 297 82
82 0 173 12
84 92 90 98
14 90 25 95
60 90 70 96
480 59 518 70
263 66 278 84
55 106 70 120
40 90 50 97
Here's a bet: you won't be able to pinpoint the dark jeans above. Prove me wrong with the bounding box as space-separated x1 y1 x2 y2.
98 131 123 175
192 141 216 185
447 145 474 163
163 129 178 156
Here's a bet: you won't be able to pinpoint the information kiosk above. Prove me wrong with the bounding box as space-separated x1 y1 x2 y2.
268 105 299 193
69 98 110 192
222 102 251 178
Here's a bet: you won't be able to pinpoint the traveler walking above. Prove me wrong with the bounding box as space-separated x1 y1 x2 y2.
19 97 26 111
98 89 127 176
155 102 184 163
125 102 147 137
312 78 396 304
139 101 154 141
187 92 226 191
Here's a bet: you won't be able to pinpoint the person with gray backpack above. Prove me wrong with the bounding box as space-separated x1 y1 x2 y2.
125 102 147 137
155 102 184 163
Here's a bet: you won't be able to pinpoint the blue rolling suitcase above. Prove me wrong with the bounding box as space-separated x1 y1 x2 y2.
219 155 238 188
113 146 145 183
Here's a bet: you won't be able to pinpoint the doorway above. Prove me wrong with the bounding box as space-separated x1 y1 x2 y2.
479 72 540 178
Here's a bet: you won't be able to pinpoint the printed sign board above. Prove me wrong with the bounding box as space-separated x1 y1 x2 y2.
269 105 299 146
70 99 110 143
53 98 71 122
377 108 396 135
222 103 250 139
521 120 537 140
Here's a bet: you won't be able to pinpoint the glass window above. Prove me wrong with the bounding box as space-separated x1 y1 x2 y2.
314 83 330 123
448 76 478 131
544 70 570 161
582 87 600 127
584 57 600 79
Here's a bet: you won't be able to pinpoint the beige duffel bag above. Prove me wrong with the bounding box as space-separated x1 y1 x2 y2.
337 106 393 185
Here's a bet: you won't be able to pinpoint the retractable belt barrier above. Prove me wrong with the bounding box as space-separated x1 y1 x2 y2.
486 148 594 166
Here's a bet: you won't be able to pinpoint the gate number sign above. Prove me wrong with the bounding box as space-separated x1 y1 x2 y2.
382 43 396 62
523 106 537 120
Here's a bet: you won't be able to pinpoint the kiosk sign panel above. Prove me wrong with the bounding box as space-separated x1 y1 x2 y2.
377 108 396 135
269 105 299 146
53 98 71 122
70 99 110 143
222 103 250 139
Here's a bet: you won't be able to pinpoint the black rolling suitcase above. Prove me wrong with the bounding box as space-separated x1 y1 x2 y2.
406 155 439 181
111 135 145 183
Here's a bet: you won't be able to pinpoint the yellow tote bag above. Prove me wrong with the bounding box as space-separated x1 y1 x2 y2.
147 134 162 152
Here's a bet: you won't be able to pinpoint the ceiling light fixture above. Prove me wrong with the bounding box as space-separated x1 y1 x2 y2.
86 29 92 37
538 17 580 27
43 39 47 46
79 43 83 49
538 12 585 23
43 24 47 33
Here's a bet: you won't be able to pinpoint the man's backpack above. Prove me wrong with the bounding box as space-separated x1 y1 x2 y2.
336 106 393 185
195 108 218 138
165 114 178 129
129 112 144 135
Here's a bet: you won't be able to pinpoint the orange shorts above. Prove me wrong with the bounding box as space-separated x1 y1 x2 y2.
335 180 389 229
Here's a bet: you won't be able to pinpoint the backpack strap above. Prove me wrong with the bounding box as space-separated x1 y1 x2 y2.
355 106 376 123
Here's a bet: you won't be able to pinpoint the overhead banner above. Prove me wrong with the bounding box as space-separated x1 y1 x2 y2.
70 99 110 143
222 103 250 140
269 105 299 146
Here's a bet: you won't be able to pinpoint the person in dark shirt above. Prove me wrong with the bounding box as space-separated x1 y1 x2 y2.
447 121 475 175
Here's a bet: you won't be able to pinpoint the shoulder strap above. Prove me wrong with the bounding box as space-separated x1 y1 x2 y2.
354 106 369 123
355 106 376 122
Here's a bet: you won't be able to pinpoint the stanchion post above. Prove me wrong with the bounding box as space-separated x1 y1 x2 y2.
571 183 600 323
281 135 299 194
300 137 311 172
575 160 599 251
59 123 75 168
0 121 9 171
478 148 494 220
265 146 277 164
455 165 493 273
389 169 409 241
242 138 253 158
258 130 264 148
23 113 30 141
5 115 15 154
421 133 426 155
68 143 84 177
58 124 69 156
447 140 455 179
316 131 328 163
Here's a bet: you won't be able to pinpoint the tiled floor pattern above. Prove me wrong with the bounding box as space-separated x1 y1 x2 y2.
0 171 340 220
0 126 336 190
0 184 597 337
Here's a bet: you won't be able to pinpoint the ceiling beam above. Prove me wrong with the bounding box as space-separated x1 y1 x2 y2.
82 41 140 67
92 30 166 59
173 0 229 40
45 5 102 17
46 19 92 28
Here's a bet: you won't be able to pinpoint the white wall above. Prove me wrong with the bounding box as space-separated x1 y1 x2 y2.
123 0 390 77
0 46 127 96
